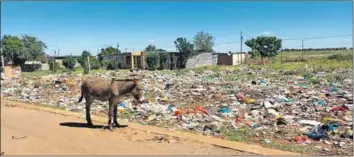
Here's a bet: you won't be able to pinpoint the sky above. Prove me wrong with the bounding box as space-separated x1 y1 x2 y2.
2 1 353 56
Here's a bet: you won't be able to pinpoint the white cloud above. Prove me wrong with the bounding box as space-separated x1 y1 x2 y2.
262 31 272 35
148 40 155 43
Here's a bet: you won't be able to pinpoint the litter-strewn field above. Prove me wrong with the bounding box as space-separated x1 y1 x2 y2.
1 52 353 156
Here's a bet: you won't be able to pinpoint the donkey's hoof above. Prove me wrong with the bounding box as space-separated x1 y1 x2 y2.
103 126 114 131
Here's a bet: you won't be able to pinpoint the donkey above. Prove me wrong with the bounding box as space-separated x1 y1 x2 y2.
78 76 145 131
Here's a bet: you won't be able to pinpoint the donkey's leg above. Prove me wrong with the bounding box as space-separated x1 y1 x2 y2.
112 97 119 127
85 95 94 126
107 98 116 131
113 98 120 127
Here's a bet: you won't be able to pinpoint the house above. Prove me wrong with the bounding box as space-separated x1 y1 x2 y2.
46 55 81 68
215 52 248 66
102 51 146 69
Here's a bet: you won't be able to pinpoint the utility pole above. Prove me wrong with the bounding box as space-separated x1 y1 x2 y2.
240 31 243 64
117 42 119 53
87 55 91 72
53 50 56 72
280 49 283 68
240 31 243 53
301 40 304 61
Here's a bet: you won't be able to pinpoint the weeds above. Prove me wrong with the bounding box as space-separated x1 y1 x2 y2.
328 54 352 61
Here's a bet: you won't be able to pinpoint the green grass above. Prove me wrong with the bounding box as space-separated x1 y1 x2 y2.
265 142 318 155
220 126 320 155
21 68 106 79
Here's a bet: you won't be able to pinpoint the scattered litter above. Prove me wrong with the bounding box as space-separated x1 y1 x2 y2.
1 67 352 155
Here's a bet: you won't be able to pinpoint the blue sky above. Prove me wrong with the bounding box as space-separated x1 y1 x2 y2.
2 1 352 56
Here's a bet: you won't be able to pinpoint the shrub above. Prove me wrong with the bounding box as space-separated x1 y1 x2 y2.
327 54 351 61
159 53 169 70
89 57 101 70
170 54 177 70
146 52 160 70
62 56 77 70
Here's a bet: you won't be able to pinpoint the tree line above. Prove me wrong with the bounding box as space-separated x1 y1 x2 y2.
281 47 351 52
2 32 349 71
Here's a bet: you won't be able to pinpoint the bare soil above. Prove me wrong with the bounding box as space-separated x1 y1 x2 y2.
1 101 254 155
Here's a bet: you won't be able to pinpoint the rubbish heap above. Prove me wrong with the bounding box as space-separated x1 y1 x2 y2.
1 67 353 155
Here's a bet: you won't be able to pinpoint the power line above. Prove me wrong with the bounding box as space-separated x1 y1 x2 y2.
282 34 352 41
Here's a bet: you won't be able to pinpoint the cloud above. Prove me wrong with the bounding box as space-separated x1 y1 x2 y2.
262 31 272 35
148 40 155 43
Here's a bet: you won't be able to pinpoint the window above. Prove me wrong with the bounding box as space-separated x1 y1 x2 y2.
126 56 131 65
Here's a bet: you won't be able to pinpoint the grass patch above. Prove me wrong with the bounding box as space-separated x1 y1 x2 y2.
221 126 321 155
21 68 106 79
21 70 55 79
265 142 318 155
327 54 352 61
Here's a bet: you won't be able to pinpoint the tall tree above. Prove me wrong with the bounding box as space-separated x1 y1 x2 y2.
174 37 196 68
97 46 120 63
193 31 215 52
1 34 47 66
144 44 157 52
245 36 282 65
21 35 47 62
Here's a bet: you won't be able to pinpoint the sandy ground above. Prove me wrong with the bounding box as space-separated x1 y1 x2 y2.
1 102 255 156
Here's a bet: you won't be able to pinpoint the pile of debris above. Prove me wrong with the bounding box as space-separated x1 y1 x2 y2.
1 67 353 155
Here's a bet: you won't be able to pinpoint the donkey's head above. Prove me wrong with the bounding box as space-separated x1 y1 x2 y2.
131 79 146 103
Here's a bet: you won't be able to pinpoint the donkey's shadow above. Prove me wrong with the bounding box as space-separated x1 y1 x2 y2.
60 122 127 129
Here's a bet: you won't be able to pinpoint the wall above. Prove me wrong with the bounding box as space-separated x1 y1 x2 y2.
185 53 218 68
232 53 246 65
217 54 233 65
119 54 131 69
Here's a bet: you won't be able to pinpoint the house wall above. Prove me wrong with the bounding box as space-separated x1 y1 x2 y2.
119 54 131 69
232 53 246 65
185 53 218 68
217 55 233 65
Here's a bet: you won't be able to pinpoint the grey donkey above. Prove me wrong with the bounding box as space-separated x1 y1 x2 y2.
78 76 146 131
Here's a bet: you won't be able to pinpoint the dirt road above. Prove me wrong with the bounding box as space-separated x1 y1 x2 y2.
1 101 255 155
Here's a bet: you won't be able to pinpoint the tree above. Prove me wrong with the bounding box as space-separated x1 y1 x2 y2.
145 44 156 52
245 39 260 59
245 36 282 65
1 34 47 66
193 31 215 52
62 56 76 70
21 35 47 62
174 37 196 68
156 48 167 52
89 56 101 70
146 52 160 70
77 50 91 66
159 52 169 70
1 35 26 65
97 46 120 63
77 50 92 74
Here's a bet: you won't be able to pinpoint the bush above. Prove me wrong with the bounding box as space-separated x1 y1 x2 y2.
102 60 111 67
283 57 307 63
89 57 101 70
170 54 177 70
62 56 77 70
327 54 351 61
159 53 169 70
146 53 160 70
